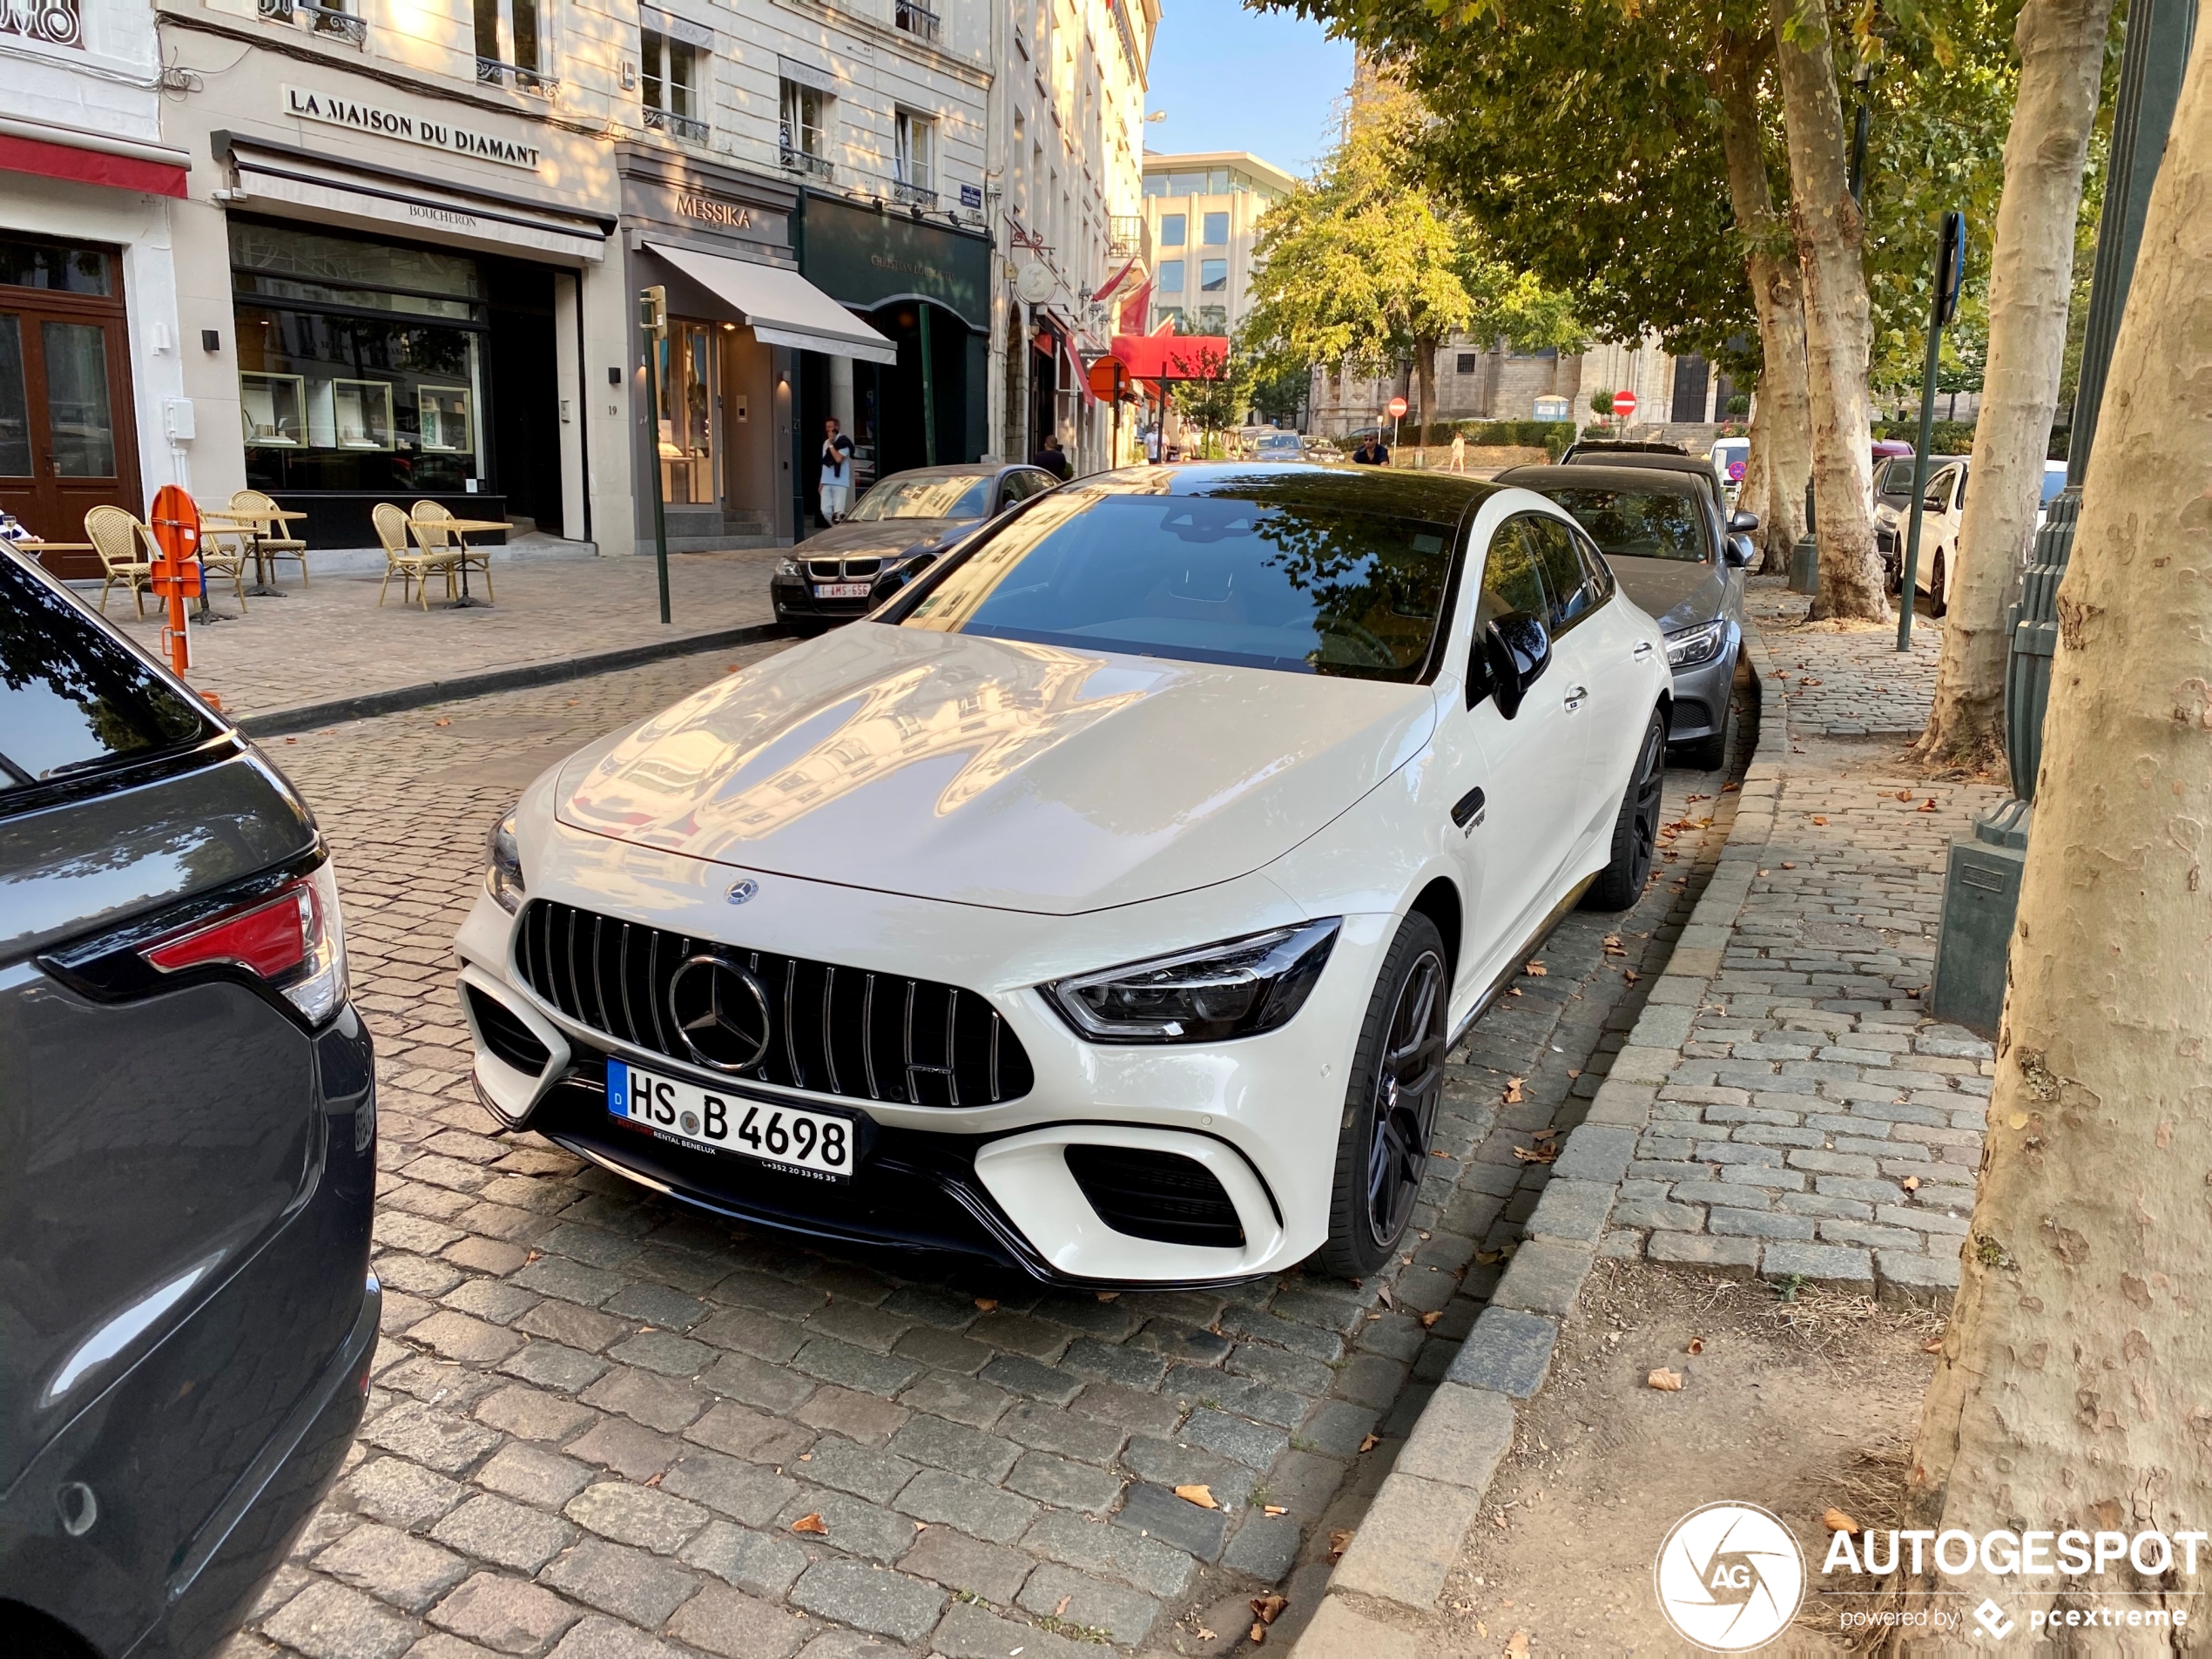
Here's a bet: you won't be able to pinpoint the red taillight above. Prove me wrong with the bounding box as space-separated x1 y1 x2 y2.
146 885 314 979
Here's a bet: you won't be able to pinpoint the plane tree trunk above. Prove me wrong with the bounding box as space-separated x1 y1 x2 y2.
1769 0 1887 621
1917 0 2116 768
1713 35 1811 571
1892 37 2212 1635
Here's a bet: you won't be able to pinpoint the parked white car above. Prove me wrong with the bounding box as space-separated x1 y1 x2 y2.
456 466 1669 1285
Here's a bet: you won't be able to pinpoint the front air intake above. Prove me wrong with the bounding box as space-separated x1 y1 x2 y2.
1063 1145 1246 1249
467 984 551 1075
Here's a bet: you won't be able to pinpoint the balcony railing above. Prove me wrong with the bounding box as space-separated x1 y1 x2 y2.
477 57 558 96
892 174 936 206
644 106 709 143
780 145 834 182
259 0 367 46
1109 216 1149 261
894 0 941 44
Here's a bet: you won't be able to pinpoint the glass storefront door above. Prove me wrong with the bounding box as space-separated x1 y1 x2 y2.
658 320 716 505
0 236 141 570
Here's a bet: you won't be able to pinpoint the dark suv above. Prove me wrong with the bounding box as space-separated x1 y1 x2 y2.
1 549 378 1657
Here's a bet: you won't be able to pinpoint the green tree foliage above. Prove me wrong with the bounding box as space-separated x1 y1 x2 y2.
1238 82 1581 405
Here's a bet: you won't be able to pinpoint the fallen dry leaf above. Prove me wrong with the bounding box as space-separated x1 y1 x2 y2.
1824 1507 1862 1534
1420 1310 1443 1328
791 1513 828 1535
644 1471 664 1487
1503 1077 1526 1103
1512 1143 1559 1164
1923 1336 1945 1353
1648 1367 1685 1392
1918 798 1939 812
1902 1176 1921 1192
973 1298 998 1312
1197 1630 1217 1643
1722 781 1740 792
1358 1432 1381 1453
1811 815 1828 826
1174 1485 1217 1509
1055 1596 1071 1617
1781 861 1797 870
433 718 451 727
1249 1625 1266 1646
1506 1633 1531 1658
1263 1504 1287 1517
1685 1337 1705 1355
1251 1595 1288 1625
1524 961 1548 976
1896 790 1914 802
1623 969 1640 983
1375 1283 1394 1308
1328 1528 1354 1560
1799 678 1824 687
1531 1127 1556 1142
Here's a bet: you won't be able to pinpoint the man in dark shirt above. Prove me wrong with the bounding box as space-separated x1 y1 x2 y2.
1034 434 1071 480
1352 435 1391 466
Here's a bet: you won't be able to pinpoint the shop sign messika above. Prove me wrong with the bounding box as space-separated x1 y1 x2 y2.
280 85 543 172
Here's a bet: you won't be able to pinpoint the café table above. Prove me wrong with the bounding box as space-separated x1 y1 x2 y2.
203 506 309 597
406 516 507 609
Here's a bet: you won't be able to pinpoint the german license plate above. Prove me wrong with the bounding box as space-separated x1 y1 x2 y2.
813 582 872 599
606 1057 854 1182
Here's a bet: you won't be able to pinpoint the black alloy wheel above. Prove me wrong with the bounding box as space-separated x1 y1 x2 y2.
1585 710 1667 911
1323 913 1449 1276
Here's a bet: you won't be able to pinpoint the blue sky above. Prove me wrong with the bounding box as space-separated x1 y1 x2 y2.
1141 0 1352 179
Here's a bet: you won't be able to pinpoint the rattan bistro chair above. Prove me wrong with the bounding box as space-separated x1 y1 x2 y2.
230 489 310 585
84 505 153 617
410 500 492 601
373 502 457 610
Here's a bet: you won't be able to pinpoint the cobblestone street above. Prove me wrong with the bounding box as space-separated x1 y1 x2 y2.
228 638 1748 1659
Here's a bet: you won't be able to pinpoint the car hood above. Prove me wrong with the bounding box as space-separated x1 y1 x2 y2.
1608 558 1730 635
555 624 1437 914
799 516 973 559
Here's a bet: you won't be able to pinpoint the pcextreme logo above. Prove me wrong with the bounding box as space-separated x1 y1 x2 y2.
1654 1502 1807 1651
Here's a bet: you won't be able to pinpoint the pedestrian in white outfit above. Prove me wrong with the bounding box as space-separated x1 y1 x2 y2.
819 418 855 523
1448 431 1466 473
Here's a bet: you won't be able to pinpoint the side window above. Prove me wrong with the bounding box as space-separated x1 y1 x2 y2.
1475 516 1549 630
1570 526 1615 604
997 472 1029 508
1521 514 1595 633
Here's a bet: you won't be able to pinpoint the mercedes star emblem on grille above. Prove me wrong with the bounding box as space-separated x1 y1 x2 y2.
667 954 774 1072
727 878 759 905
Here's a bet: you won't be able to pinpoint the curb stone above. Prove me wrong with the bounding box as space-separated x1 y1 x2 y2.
236 620 791 737
1290 627 1784 1639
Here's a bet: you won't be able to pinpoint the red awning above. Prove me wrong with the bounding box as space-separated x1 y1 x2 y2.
0 132 187 198
1110 333 1231 381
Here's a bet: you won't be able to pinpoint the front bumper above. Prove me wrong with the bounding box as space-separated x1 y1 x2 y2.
455 836 1392 1285
1665 623 1739 741
771 572 878 626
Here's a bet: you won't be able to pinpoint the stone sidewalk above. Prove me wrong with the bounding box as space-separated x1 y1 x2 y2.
97 546 782 724
1595 580 2004 1302
228 642 1747 1659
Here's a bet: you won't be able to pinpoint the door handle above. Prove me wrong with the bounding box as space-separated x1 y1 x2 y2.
1563 685 1588 711
1452 786 1486 829
1632 641 1655 659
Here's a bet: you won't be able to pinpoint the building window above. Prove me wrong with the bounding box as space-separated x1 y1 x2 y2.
894 0 940 43
894 110 936 204
1202 212 1228 246
1141 174 1167 198
1192 305 1227 334
474 0 552 92
1456 353 1480 374
1199 259 1227 294
780 81 833 179
256 0 367 47
1157 260 1184 294
641 29 705 140
1158 214 1185 247
1151 305 1184 331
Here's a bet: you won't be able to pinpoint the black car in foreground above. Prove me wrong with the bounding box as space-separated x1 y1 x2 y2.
772 463 1061 631
1 549 378 1658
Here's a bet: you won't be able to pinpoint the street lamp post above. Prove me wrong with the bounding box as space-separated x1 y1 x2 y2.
1927 0 2201 1030
639 285 671 627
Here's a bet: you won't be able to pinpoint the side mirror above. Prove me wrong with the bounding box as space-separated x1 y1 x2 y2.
1724 534 1757 568
1477 610 1551 718
1727 509 1760 533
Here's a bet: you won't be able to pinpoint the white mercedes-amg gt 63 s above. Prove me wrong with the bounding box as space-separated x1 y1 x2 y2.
457 465 1670 1285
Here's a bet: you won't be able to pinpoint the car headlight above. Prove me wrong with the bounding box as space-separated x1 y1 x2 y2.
776 557 803 577
1665 618 1730 670
487 810 526 914
1045 920 1341 1043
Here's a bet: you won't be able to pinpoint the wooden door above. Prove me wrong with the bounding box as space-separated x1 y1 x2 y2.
0 240 143 577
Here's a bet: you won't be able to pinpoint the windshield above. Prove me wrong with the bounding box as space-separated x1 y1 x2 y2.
897 480 1462 681
1541 488 1709 563
1876 458 1920 497
849 475 993 522
2 553 214 792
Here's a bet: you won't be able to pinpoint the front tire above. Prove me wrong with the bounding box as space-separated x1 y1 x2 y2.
1320 914 1448 1278
1583 709 1666 912
1925 550 1948 618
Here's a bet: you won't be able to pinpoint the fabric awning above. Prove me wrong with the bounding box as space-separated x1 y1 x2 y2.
228 143 606 261
647 242 897 365
0 117 188 198
1110 333 1231 381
